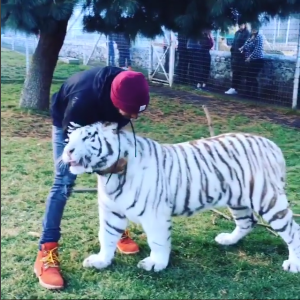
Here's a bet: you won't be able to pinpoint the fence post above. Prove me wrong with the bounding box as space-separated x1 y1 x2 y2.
292 24 300 110
215 30 220 51
84 35 101 66
106 35 109 66
148 40 153 79
168 31 176 87
285 16 291 45
11 37 15 51
272 17 277 47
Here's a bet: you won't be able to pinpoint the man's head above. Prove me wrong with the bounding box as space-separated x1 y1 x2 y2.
110 71 150 119
238 23 246 30
251 23 260 35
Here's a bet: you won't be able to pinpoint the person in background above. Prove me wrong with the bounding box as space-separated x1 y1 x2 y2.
225 22 250 95
176 33 189 84
196 30 214 91
114 33 132 70
187 36 202 88
34 66 150 290
107 34 115 67
240 25 264 98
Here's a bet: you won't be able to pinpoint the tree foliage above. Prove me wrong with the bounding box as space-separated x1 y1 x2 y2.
1 0 78 34
82 0 300 39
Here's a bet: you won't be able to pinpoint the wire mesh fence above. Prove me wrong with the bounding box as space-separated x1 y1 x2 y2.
1 14 299 109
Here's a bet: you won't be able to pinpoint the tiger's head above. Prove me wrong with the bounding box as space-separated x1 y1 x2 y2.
62 122 122 175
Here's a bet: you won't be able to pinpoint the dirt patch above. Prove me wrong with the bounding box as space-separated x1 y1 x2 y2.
2 85 299 140
150 85 300 129
1 111 52 139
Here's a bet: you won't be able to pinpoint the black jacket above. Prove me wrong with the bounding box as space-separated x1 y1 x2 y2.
51 66 130 135
231 27 250 57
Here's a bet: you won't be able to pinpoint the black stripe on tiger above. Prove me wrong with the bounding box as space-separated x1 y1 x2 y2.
105 220 124 234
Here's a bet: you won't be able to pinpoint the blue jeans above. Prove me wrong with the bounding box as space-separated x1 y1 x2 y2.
118 48 131 67
108 41 115 66
39 126 77 248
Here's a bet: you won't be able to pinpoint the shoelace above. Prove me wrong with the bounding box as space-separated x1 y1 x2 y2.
120 230 133 244
41 247 60 268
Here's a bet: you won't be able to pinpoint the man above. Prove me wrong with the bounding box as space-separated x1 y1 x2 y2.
240 25 264 98
114 33 132 70
175 33 189 84
34 66 150 290
225 22 250 95
107 34 115 67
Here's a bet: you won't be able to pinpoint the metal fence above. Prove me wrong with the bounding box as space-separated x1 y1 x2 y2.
1 14 300 109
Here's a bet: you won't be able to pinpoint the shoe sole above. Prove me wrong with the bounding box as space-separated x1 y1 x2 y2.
117 246 139 255
34 268 64 290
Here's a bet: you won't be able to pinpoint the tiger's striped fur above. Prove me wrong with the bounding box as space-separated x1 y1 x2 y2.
62 122 300 273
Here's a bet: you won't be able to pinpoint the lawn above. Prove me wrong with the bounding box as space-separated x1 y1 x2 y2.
1 48 300 300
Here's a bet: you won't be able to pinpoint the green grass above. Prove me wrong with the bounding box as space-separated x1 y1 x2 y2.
1 49 300 299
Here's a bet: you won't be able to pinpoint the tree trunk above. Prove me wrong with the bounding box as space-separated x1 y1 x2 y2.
20 20 68 111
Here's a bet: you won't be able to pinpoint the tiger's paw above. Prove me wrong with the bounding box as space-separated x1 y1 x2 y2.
137 257 167 272
215 232 238 245
282 259 300 273
82 254 112 270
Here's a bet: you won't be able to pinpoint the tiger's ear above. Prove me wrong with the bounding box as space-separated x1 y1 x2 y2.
102 122 118 134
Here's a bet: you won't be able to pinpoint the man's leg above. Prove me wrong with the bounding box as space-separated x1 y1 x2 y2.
34 126 77 290
126 48 132 70
236 61 246 94
247 59 264 98
118 49 126 68
231 58 239 89
201 52 211 88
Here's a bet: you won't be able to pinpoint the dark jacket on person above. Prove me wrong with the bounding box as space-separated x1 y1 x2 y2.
230 27 250 57
187 38 201 50
199 33 214 52
51 66 130 136
177 33 188 51
187 33 214 52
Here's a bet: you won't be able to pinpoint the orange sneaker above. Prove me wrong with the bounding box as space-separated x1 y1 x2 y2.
34 242 64 290
117 230 139 254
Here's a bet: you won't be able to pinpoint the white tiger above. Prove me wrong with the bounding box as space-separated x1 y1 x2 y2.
62 121 300 273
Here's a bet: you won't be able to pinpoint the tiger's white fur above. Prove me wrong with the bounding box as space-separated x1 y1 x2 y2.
62 122 300 273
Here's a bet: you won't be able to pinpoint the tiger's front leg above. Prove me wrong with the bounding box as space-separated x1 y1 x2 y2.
138 218 172 272
83 203 128 270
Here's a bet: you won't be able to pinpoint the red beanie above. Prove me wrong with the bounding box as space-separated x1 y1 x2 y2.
110 71 150 114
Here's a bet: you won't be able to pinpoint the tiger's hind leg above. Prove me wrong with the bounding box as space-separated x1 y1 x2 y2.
215 206 257 245
258 192 300 273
